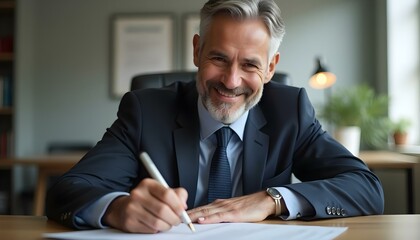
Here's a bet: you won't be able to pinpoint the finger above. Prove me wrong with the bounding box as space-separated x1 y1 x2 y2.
123 203 173 233
187 200 230 223
192 192 272 224
187 200 222 221
133 182 182 226
196 207 239 224
173 187 188 209
149 184 187 215
133 206 174 233
108 195 172 233
187 205 210 222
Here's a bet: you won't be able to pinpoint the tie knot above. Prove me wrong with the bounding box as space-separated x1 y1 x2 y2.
216 127 233 147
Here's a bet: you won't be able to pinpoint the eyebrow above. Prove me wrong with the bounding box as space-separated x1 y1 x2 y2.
207 50 263 68
208 50 228 59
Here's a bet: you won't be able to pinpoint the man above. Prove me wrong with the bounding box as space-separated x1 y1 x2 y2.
46 0 384 234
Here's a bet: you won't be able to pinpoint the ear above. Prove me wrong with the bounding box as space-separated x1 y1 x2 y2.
264 52 280 83
193 34 200 67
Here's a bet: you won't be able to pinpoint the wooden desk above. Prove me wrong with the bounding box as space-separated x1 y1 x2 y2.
0 151 418 216
0 215 418 240
359 150 419 168
0 154 83 216
359 151 419 213
394 145 420 157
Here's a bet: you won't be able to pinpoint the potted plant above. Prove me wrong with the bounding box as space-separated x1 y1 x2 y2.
391 118 411 145
320 84 391 154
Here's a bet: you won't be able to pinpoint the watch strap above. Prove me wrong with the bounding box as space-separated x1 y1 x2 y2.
266 187 282 216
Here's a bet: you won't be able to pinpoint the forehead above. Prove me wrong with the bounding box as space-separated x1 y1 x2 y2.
204 15 270 58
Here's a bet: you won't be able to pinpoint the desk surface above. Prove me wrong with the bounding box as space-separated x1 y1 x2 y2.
359 150 418 168
0 215 418 240
1 150 418 169
0 154 84 168
394 145 420 157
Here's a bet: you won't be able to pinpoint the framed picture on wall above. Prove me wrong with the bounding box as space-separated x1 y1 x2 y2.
183 14 200 71
111 14 175 98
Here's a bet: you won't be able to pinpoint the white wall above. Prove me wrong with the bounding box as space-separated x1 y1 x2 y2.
15 0 379 157
385 0 420 214
278 0 377 107
387 0 420 144
14 0 419 214
15 0 206 157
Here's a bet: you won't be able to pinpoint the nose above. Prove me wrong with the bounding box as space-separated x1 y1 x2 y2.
222 64 242 89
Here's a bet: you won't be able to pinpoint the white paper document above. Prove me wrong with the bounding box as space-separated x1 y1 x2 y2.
44 222 347 240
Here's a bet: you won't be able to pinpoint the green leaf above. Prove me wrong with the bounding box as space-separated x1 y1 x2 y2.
320 84 391 149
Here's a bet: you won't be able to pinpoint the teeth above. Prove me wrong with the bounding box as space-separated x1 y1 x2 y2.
217 89 239 97
218 89 236 97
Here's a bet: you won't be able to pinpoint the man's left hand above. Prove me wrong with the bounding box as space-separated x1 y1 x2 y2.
187 191 275 224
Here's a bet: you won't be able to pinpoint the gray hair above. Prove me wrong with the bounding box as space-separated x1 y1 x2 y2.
199 0 285 61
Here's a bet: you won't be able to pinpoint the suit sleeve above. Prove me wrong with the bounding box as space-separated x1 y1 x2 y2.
285 88 384 219
45 91 144 229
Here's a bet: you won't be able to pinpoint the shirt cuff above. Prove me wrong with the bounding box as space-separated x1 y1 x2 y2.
75 192 129 228
276 187 312 220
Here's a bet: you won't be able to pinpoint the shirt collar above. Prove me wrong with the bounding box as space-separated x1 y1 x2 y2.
198 97 248 141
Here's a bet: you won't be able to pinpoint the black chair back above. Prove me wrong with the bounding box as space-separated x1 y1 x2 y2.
47 142 93 154
131 71 291 91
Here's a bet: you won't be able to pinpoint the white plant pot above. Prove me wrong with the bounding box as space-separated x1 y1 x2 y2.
334 126 361 156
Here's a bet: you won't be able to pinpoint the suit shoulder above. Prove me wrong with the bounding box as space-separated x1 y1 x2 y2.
121 81 197 112
130 81 195 97
262 81 303 100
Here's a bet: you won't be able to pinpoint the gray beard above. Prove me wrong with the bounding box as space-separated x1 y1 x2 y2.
199 84 264 124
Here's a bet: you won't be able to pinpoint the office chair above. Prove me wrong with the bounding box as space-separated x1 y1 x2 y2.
47 142 93 154
130 71 291 91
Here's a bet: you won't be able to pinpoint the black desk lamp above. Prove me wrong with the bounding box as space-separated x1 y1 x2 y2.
309 57 336 133
309 57 336 91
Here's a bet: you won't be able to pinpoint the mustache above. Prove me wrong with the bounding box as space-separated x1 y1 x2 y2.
208 82 253 96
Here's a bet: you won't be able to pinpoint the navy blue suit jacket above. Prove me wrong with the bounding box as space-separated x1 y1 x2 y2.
46 81 384 229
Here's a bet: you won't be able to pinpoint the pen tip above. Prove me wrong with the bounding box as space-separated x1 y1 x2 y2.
188 223 196 232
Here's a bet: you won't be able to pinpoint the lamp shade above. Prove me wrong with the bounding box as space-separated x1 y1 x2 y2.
309 58 336 89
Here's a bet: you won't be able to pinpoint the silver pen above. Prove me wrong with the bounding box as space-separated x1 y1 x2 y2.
139 152 196 232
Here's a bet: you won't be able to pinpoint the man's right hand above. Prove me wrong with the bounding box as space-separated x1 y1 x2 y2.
103 178 188 233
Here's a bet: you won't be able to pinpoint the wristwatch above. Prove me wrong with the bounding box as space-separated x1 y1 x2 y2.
266 187 282 216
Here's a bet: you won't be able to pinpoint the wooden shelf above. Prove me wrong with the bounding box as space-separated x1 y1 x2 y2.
0 107 12 115
0 0 15 215
0 1 15 10
0 53 13 61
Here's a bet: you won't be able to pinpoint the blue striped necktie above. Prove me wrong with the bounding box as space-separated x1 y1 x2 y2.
208 127 233 203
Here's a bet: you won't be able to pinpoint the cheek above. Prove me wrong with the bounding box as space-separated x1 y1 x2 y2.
199 62 222 83
245 73 265 93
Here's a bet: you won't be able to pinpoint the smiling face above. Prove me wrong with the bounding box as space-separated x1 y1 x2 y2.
193 14 279 124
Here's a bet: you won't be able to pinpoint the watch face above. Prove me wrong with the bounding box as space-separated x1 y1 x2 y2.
267 188 281 198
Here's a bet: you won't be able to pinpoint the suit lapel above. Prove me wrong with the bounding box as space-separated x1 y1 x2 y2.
173 86 200 208
242 106 269 194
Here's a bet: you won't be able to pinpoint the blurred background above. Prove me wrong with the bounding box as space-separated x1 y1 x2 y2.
0 0 419 216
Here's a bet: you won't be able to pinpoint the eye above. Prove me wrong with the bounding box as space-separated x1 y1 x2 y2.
208 55 228 67
244 63 257 68
212 56 226 62
243 62 259 71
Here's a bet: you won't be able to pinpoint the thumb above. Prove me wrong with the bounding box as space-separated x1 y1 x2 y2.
174 187 188 209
